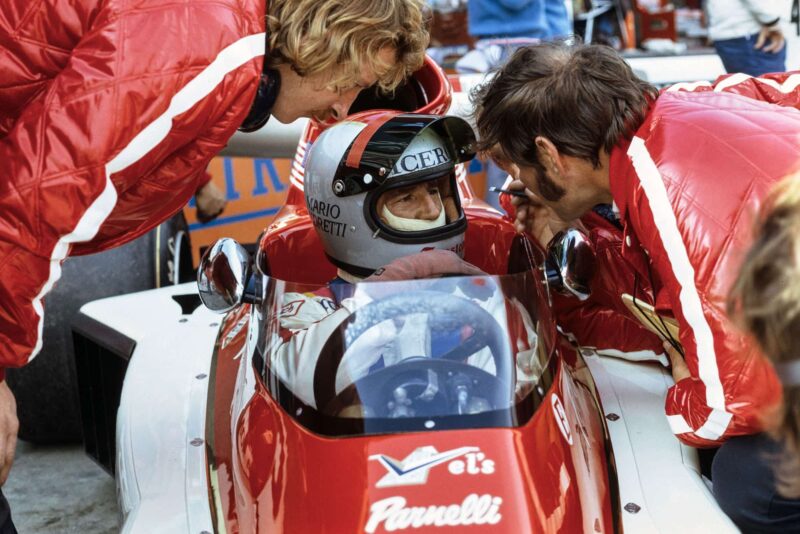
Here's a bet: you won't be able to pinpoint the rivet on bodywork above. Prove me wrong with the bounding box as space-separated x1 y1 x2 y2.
190 438 204 447
209 322 219 327
196 374 207 380
624 503 641 514
606 413 620 421
179 318 188 323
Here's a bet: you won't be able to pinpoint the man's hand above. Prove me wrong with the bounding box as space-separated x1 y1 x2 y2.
195 181 227 223
0 381 18 486
755 23 785 54
664 341 691 383
505 179 574 247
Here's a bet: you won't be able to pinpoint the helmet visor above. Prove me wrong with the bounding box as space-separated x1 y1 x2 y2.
332 114 476 198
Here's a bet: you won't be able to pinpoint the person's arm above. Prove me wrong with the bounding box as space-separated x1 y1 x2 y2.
271 292 398 408
624 137 783 447
667 70 800 108
0 8 261 481
0 13 262 366
740 0 783 27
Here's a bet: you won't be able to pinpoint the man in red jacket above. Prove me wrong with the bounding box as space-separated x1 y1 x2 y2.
0 0 428 518
472 42 800 449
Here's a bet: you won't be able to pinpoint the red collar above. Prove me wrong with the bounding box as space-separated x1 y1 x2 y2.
608 137 633 223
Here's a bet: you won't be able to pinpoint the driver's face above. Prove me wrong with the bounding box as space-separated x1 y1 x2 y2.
378 182 443 222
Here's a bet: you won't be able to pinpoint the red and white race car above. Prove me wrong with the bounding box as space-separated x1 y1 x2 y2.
71 56 736 534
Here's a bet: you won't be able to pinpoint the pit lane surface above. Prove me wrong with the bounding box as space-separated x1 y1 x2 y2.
5 441 115 533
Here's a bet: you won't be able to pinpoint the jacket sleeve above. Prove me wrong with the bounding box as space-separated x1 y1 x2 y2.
0 20 261 374
624 135 783 447
740 0 783 24
667 70 800 109
551 221 667 364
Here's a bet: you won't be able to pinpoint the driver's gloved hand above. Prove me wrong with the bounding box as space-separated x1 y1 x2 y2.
365 250 485 282
389 313 431 364
335 319 397 393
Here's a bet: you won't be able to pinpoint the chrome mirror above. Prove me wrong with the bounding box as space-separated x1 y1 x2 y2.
198 238 251 313
544 228 596 301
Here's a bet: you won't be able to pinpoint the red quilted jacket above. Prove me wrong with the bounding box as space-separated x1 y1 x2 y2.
573 72 800 446
610 72 800 446
0 0 266 374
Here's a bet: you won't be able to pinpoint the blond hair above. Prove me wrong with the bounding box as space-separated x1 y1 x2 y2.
267 0 428 93
728 173 800 497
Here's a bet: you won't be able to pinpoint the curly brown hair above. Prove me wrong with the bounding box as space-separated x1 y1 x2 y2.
267 0 429 93
472 42 658 169
728 174 800 498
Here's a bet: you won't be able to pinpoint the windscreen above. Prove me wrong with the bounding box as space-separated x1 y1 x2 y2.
253 271 557 436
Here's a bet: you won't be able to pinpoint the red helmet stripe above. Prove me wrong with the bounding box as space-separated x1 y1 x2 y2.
345 112 401 170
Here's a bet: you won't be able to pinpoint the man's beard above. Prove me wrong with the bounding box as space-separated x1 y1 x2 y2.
534 161 566 202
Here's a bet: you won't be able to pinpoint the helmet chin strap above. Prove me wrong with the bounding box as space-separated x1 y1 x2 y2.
381 198 447 231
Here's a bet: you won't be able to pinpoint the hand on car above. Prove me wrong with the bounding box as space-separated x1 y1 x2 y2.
663 341 691 383
505 179 574 248
195 180 227 223
0 381 18 486
755 23 785 54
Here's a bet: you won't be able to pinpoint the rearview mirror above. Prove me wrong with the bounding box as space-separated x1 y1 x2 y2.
197 238 252 313
544 228 596 301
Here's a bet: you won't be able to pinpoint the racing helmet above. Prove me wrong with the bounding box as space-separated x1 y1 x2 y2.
304 113 476 277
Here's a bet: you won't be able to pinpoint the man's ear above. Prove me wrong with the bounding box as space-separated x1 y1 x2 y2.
534 136 565 176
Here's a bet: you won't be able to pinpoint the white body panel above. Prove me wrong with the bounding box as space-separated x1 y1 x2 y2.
624 53 726 87
79 283 220 534
222 117 309 159
584 352 738 533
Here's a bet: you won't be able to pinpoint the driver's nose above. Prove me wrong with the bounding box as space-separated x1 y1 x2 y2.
418 190 442 221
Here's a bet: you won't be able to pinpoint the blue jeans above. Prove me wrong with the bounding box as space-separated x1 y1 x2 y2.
712 433 800 533
714 33 787 76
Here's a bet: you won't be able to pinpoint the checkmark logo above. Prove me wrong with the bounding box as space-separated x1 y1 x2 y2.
369 446 479 488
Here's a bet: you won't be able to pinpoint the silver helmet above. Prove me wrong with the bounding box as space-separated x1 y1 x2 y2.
303 113 477 276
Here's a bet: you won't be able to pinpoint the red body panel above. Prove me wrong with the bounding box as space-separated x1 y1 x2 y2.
209 315 615 533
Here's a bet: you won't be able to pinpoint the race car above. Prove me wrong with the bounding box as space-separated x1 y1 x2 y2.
71 56 737 533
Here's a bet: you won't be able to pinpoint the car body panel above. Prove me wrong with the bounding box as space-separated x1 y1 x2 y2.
79 284 219 534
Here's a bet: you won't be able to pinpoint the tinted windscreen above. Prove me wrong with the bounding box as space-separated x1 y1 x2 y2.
254 271 557 436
